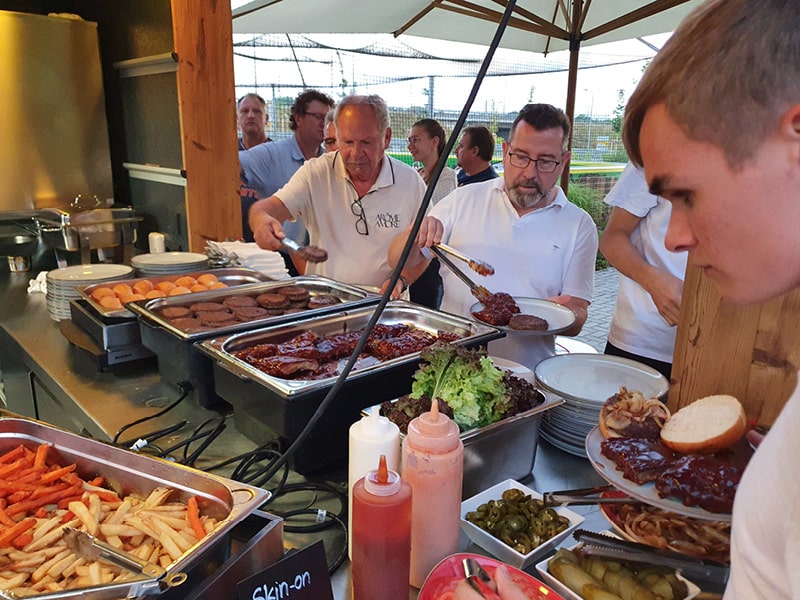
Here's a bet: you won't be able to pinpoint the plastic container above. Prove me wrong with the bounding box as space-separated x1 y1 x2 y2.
347 409 400 559
351 455 412 600
402 400 464 588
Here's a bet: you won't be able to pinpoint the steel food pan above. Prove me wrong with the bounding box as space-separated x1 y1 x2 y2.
78 267 274 319
0 416 269 600
197 301 503 472
127 275 379 341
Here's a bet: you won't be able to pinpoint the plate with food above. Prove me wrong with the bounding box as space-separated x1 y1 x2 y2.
470 295 576 335
598 490 731 564
587 394 755 522
419 552 564 600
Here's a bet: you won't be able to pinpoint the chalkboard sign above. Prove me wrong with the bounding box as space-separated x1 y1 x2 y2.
237 540 333 600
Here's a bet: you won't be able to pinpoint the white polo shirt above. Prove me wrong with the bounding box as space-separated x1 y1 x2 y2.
275 152 426 287
430 178 598 370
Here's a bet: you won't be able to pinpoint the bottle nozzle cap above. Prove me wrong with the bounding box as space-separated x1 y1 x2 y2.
364 454 402 496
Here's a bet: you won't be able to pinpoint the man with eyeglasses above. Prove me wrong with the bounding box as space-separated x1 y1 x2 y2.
239 89 334 274
249 94 426 296
390 103 598 370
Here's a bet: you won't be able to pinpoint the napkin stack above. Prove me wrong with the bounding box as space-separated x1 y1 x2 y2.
27 271 48 294
213 242 289 280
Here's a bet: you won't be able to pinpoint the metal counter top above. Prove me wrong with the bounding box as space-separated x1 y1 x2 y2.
0 267 609 599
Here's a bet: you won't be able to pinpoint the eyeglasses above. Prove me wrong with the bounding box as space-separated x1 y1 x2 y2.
303 112 328 122
507 152 561 173
323 138 337 147
351 198 369 235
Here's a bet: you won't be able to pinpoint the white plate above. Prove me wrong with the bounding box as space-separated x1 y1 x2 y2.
460 479 584 569
469 297 576 335
534 354 669 403
534 534 701 600
585 426 732 522
46 264 133 282
131 252 208 267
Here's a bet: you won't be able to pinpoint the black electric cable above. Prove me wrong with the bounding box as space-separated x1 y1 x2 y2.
181 417 228 467
276 508 348 575
264 481 347 523
155 416 227 460
251 0 520 484
111 381 192 445
117 419 188 449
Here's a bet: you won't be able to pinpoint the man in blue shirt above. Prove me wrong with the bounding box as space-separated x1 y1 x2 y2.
239 89 334 273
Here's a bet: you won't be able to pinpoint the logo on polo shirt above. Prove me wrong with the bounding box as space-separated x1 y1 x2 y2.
375 213 401 228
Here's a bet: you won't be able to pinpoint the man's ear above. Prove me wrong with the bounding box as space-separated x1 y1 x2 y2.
384 127 392 150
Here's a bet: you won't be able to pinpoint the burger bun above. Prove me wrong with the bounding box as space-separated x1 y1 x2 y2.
660 394 746 454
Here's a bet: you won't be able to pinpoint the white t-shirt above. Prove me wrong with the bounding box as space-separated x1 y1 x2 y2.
605 163 688 363
275 152 426 287
725 377 800 599
429 178 598 370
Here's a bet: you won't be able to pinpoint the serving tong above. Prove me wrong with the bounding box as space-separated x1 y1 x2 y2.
430 245 491 302
462 557 500 599
572 529 730 592
62 527 187 589
434 243 495 276
280 236 328 263
542 484 634 507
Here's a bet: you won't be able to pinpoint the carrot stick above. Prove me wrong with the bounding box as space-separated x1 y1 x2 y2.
0 459 27 479
6 484 82 516
32 444 49 469
0 445 25 464
11 532 34 549
187 496 206 540
37 464 76 485
0 505 15 527
0 518 36 547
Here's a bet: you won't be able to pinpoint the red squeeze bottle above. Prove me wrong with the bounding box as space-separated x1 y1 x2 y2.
351 454 412 600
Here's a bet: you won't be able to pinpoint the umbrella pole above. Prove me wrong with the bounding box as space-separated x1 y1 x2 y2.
561 37 580 195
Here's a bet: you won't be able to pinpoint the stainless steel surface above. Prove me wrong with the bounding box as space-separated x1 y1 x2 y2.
79 266 274 319
130 275 379 341
0 12 113 211
542 485 633 507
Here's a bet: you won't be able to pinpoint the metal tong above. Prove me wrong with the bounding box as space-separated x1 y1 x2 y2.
434 243 495 276
542 484 634 507
462 557 500 599
430 245 491 302
62 527 187 588
573 529 730 592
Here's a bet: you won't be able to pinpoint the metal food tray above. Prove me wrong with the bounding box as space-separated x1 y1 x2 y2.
127 275 379 340
78 267 274 319
197 301 503 472
0 416 270 600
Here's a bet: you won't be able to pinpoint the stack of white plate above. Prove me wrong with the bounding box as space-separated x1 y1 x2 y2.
533 354 669 457
131 252 209 277
46 264 134 321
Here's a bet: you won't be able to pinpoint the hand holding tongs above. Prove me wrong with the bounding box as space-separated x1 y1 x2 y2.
430 245 491 302
62 527 187 589
542 484 634 507
434 243 495 276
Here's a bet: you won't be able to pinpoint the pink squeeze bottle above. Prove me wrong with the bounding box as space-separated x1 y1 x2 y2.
402 400 464 587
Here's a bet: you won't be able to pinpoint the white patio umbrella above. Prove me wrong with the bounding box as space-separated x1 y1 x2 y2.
232 0 703 185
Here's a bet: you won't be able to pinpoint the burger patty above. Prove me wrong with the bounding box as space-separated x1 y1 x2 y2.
223 295 258 308
160 306 192 319
508 313 549 331
256 293 290 309
307 293 341 309
189 302 228 313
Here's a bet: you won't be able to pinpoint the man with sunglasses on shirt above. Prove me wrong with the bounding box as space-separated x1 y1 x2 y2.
249 94 426 297
390 103 597 370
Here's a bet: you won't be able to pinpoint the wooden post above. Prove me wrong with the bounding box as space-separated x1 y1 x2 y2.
171 1 241 251
670 264 800 426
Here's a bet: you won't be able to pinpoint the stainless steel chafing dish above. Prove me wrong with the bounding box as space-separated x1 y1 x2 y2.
0 416 271 599
197 301 503 472
127 276 380 409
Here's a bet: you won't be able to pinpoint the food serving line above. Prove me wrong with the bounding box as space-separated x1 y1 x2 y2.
0 266 634 599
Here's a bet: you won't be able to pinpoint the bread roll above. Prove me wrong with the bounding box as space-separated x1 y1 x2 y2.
660 394 746 453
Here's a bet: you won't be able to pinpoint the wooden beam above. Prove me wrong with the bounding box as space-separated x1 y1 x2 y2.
171 0 241 252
